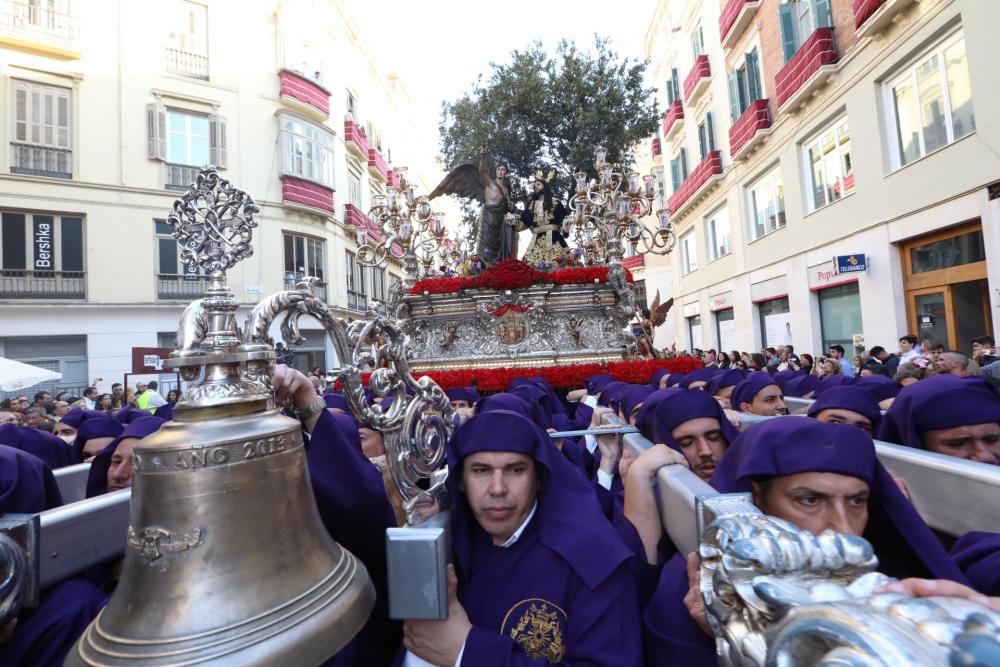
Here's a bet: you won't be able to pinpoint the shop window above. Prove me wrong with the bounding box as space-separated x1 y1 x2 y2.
687 315 703 351
818 282 863 354
715 308 736 352
758 296 790 348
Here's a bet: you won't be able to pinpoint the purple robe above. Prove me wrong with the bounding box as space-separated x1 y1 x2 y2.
783 374 820 398
634 389 682 441
585 374 613 396
650 368 670 388
652 390 739 451
323 392 351 411
852 374 901 403
679 368 716 389
0 446 108 667
878 374 1000 448
619 385 655 422
771 369 803 392
729 374 779 413
73 412 123 461
598 381 628 409
806 386 882 434
704 369 743 399
950 531 1000 595
447 411 642 666
0 424 75 470
811 374 854 398
447 386 481 405
477 392 550 431
85 416 166 497
308 409 400 666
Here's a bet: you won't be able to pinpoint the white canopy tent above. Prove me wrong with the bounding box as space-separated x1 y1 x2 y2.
0 356 63 392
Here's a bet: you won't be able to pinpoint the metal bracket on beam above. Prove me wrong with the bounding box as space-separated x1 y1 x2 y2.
386 510 451 620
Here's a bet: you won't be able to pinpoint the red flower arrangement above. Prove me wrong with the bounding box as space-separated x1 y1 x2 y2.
360 357 701 392
408 258 634 296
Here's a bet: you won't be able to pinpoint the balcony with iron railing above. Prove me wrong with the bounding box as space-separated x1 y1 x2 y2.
729 98 773 161
0 269 85 299
284 272 327 302
165 163 202 191
157 274 211 300
0 0 80 58
10 143 71 179
166 47 209 80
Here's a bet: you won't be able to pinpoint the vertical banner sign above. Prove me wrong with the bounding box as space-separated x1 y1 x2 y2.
34 218 54 270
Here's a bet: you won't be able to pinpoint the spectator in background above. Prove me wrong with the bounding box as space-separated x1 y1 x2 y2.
764 347 780 369
97 393 114 413
893 362 928 386
972 334 997 360
23 407 52 432
748 353 767 371
827 345 854 377
52 400 71 419
0 409 22 426
33 391 51 409
799 353 814 375
111 383 125 409
869 345 900 377
935 351 973 377
853 354 865 375
816 357 842 378
135 381 167 413
922 340 944 366
899 334 921 365
166 389 180 404
703 349 719 369
77 386 98 410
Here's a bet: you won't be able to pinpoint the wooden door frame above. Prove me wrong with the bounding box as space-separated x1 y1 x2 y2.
908 286 956 349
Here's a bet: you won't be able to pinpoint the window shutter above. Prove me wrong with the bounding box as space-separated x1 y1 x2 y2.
779 3 799 63
209 113 227 169
812 0 832 28
706 112 716 153
680 148 689 179
746 50 763 101
670 68 680 103
728 72 742 122
146 103 167 161
697 123 707 161
670 159 681 190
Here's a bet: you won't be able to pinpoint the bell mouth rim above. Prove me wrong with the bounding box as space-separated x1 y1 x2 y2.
75 547 373 662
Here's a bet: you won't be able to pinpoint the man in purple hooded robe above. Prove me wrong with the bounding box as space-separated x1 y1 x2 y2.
0 423 75 469
730 374 788 416
878 374 1000 465
0 446 108 667
402 410 642 666
643 418 971 665
806 385 881 435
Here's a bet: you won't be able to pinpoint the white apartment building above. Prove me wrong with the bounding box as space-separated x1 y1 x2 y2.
643 0 1000 358
0 0 445 397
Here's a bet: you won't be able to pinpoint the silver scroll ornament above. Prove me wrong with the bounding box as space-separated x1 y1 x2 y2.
698 506 1000 666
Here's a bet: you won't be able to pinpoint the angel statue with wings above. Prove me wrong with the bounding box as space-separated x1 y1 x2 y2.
428 144 516 268
637 289 673 359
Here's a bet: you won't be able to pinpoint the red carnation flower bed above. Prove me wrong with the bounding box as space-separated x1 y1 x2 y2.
361 357 701 392
408 258 634 296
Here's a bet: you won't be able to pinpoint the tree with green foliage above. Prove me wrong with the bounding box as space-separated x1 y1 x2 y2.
439 37 660 206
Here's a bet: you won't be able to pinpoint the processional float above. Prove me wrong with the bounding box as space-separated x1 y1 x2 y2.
0 165 996 665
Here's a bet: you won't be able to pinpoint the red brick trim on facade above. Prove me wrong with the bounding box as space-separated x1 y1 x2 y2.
667 150 723 214
775 28 838 109
278 70 330 116
729 99 771 156
281 175 334 213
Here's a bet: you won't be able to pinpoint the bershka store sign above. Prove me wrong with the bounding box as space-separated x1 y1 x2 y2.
34 218 54 269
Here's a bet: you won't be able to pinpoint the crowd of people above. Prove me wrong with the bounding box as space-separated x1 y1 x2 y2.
1 334 999 665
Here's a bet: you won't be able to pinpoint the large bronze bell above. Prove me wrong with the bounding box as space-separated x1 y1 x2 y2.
66 168 375 665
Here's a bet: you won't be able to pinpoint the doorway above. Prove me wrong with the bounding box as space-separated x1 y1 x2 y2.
902 222 992 350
